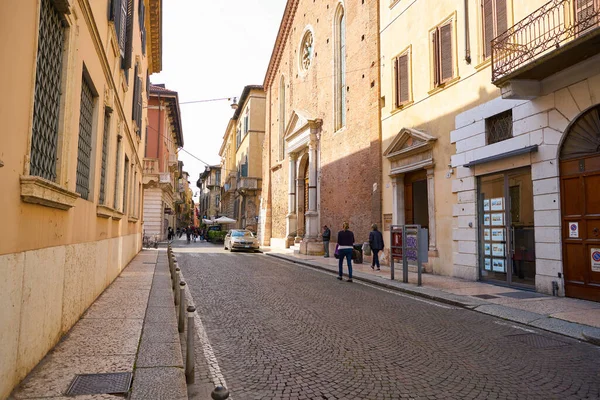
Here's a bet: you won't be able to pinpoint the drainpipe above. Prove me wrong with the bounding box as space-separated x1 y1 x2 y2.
464 0 472 64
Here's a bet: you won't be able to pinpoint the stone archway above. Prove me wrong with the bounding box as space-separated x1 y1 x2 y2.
559 104 600 302
296 152 310 242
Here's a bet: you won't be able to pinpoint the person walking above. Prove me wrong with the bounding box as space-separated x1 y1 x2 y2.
369 224 384 271
167 227 174 242
337 222 355 282
322 225 331 258
185 226 191 244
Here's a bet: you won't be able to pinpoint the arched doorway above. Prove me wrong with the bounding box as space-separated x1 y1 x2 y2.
560 104 600 302
296 153 309 240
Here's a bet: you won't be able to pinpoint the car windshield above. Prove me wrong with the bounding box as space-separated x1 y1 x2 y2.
231 231 254 238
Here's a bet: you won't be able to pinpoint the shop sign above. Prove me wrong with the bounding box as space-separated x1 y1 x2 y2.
591 248 600 272
569 222 579 238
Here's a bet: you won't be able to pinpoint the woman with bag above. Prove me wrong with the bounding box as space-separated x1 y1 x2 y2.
369 224 384 271
337 222 355 282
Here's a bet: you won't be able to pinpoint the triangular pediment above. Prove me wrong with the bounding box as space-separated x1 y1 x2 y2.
384 128 437 160
284 109 313 141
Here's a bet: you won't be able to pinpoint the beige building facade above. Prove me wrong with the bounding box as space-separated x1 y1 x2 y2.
0 0 162 396
259 0 382 254
218 85 265 232
380 0 600 301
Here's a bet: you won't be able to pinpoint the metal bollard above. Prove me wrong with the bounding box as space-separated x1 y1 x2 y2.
178 281 186 333
211 386 230 400
173 266 180 291
185 305 196 384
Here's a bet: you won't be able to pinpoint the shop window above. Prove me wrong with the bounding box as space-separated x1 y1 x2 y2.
486 110 513 144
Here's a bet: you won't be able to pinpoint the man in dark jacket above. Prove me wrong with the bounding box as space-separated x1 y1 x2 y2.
369 224 384 271
322 225 331 258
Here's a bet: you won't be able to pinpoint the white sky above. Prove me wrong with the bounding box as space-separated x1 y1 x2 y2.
151 0 286 200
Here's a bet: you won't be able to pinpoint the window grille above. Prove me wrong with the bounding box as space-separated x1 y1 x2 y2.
486 110 513 144
99 109 111 204
123 156 129 213
76 72 95 200
30 0 65 181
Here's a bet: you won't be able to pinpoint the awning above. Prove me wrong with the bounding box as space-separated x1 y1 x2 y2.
464 145 538 168
214 216 237 224
202 219 214 224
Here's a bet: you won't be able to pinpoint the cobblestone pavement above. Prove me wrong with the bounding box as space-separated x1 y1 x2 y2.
174 241 600 400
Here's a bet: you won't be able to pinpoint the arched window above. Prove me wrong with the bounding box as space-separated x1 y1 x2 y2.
279 75 286 160
334 4 346 131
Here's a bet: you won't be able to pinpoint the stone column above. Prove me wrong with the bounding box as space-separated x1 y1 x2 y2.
392 174 405 226
426 168 437 252
286 153 297 243
304 130 320 240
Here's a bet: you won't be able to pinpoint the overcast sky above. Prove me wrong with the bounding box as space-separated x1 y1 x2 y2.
151 0 286 200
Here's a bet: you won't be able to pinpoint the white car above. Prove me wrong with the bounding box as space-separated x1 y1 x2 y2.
224 229 260 252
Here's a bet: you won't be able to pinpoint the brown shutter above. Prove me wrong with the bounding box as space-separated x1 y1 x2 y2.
123 0 134 69
575 0 596 29
118 0 127 57
432 29 440 86
482 0 494 58
440 22 453 82
398 54 409 104
394 57 399 107
495 0 508 37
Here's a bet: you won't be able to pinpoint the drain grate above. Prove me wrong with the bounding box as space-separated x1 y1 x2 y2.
472 294 500 299
66 372 132 396
143 262 155 264
498 291 545 299
508 333 569 349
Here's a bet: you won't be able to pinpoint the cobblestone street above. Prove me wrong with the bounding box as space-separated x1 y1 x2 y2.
174 241 600 400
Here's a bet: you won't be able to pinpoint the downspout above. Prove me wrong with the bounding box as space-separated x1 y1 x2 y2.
464 0 472 64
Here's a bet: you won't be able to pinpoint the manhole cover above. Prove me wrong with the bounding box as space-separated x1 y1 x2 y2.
498 291 545 299
66 372 132 396
472 294 499 299
508 333 569 349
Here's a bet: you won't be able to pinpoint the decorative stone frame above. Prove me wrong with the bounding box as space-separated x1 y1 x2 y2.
298 26 315 77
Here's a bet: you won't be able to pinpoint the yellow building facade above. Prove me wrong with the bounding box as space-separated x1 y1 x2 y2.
381 0 600 301
0 0 162 396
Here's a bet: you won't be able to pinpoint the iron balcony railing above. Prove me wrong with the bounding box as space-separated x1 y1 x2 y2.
491 0 600 83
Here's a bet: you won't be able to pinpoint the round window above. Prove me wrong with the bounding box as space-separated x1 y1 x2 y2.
299 30 314 72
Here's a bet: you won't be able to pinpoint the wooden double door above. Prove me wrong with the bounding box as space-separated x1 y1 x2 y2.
561 154 600 302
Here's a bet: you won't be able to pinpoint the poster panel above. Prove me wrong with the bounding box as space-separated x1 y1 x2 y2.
491 198 503 211
491 228 504 241
484 229 491 241
484 214 491 226
491 213 504 226
492 259 505 272
484 258 491 271
492 243 504 257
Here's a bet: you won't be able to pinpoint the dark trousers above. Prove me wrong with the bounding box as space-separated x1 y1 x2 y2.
372 249 381 269
338 248 353 279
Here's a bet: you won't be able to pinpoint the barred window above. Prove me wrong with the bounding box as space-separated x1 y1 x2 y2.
123 155 129 213
114 136 122 209
76 70 96 200
132 64 143 136
30 0 66 181
486 110 513 144
99 109 111 204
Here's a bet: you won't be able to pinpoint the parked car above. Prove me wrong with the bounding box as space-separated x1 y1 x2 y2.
224 229 260 252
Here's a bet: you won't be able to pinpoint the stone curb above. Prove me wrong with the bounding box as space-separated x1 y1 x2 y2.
265 252 600 346
130 251 188 400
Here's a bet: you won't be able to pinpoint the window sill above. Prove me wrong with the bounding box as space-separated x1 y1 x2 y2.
390 100 414 115
389 0 400 9
112 210 124 220
333 126 347 136
128 215 139 223
20 176 79 210
96 204 114 219
427 76 461 96
475 58 491 71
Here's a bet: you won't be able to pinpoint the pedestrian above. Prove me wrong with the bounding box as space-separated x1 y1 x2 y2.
322 225 331 258
186 226 191 244
369 223 384 271
337 221 355 282
167 227 173 241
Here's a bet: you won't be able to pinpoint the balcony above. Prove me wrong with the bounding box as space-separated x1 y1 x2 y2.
159 172 172 185
238 177 260 191
168 153 178 171
223 175 237 193
492 0 600 97
143 158 159 174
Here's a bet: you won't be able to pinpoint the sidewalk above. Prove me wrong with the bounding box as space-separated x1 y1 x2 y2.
264 248 600 345
9 249 187 400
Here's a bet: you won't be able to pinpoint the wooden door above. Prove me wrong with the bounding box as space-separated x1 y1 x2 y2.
560 154 600 302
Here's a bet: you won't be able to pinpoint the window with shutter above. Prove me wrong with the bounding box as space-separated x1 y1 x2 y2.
482 0 508 59
99 109 111 204
432 19 454 87
123 0 134 70
123 155 129 213
76 70 97 200
575 0 599 33
117 0 127 59
394 53 410 107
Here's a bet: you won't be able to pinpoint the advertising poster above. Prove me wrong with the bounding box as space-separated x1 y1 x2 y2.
484 229 491 241
492 243 504 257
484 258 491 271
484 214 491 226
591 248 600 272
492 259 505 272
491 213 504 226
483 199 490 211
569 222 579 238
491 228 504 242
391 229 403 258
491 198 503 211
484 243 491 255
